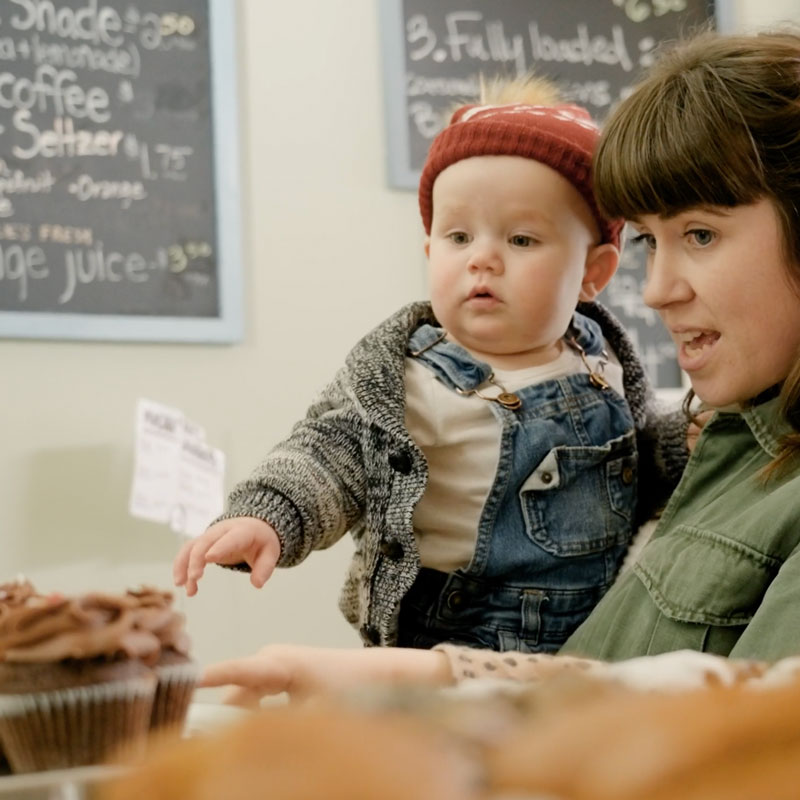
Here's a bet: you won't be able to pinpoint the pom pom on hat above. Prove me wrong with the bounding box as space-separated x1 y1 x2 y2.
418 102 623 249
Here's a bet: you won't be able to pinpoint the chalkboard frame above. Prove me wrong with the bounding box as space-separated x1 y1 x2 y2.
0 0 244 344
379 0 419 190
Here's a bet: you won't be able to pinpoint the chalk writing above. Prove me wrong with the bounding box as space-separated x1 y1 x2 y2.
612 0 689 23
30 35 141 77
0 222 33 241
403 14 655 139
0 0 223 322
38 223 93 245
12 112 123 158
0 158 56 217
0 66 111 121
0 242 47 301
8 0 125 47
67 173 147 207
407 14 636 77
56 239 212 304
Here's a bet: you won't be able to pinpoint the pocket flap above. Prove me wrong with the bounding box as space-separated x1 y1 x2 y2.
633 525 781 626
519 449 561 492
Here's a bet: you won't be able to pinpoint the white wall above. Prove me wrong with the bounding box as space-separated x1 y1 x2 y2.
2 1 799 698
720 0 800 31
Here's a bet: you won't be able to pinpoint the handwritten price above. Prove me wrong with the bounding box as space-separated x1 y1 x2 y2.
160 14 196 37
122 137 193 180
167 242 212 274
139 12 196 50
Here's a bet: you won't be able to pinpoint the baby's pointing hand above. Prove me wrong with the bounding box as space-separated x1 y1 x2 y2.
172 516 281 596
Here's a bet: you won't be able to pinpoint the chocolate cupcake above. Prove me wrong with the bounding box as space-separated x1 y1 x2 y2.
0 592 160 773
0 577 38 615
0 576 39 774
128 587 198 734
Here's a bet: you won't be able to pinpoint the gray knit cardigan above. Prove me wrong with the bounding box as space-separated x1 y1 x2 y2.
221 301 689 646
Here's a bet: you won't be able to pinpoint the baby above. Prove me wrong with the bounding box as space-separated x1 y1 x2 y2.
173 79 687 652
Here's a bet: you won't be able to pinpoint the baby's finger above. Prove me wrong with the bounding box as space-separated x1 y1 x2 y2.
186 526 228 582
204 529 247 562
249 547 278 588
172 538 195 586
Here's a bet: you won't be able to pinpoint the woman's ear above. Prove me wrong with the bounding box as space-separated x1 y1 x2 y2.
579 243 620 302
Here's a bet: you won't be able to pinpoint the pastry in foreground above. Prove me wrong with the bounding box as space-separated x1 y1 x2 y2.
101 651 800 800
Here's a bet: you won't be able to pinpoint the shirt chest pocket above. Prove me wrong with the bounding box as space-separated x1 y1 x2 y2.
633 525 781 626
519 431 637 557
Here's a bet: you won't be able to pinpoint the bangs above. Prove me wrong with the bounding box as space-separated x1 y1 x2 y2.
594 68 766 221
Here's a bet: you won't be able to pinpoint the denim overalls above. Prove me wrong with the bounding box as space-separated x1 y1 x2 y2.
397 313 637 653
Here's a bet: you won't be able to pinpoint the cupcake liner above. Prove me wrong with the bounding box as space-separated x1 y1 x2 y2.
150 661 199 733
0 675 155 773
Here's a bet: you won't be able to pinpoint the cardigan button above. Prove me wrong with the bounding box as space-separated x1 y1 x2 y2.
388 450 412 474
380 538 405 560
360 624 381 645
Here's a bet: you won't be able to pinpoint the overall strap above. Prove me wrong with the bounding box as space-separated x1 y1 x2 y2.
570 312 606 356
407 324 492 393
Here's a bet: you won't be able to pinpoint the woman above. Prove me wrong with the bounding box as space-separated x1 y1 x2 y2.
201 29 800 700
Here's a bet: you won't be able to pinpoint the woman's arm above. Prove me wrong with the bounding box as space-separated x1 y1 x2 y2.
199 642 766 706
199 644 610 706
199 644 455 704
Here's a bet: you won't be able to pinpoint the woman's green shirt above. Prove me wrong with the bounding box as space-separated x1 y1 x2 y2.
562 397 800 662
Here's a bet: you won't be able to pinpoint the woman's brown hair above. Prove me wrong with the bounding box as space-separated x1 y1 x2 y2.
594 29 800 474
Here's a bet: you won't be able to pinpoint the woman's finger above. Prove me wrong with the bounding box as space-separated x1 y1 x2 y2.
199 654 291 696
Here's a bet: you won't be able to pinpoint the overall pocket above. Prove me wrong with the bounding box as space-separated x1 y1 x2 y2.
520 431 637 556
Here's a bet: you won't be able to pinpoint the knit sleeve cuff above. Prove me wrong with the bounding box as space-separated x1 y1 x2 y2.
216 486 305 567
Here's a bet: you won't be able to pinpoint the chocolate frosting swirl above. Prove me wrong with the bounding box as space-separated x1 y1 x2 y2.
0 577 37 610
0 592 161 664
127 586 192 656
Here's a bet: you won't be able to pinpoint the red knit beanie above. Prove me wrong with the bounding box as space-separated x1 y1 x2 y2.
418 103 623 249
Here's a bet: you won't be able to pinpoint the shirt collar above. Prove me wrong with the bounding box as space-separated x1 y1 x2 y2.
740 396 791 459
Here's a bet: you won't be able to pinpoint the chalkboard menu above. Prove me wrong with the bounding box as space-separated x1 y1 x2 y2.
379 0 717 387
0 0 242 342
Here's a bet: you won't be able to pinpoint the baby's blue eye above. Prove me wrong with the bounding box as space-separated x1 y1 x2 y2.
510 234 533 247
448 232 470 244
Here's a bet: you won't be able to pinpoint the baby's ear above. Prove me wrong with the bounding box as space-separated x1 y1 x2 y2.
579 243 619 302
423 236 431 259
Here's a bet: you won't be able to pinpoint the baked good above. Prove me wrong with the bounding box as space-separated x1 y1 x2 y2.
100 651 800 799
100 702 479 800
0 576 39 774
484 667 800 800
0 592 160 772
127 587 198 733
0 577 38 615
